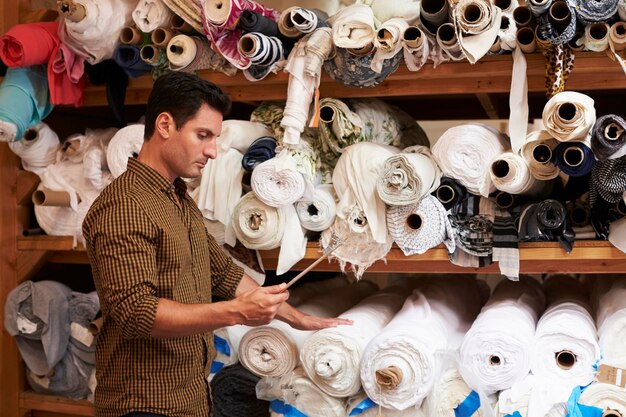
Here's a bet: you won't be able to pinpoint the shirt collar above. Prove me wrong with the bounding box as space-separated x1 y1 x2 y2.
127 157 188 199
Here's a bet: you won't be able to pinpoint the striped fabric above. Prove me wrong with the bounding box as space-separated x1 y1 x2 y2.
83 157 243 417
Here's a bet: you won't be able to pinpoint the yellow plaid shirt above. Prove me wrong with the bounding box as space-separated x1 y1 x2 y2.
83 157 243 417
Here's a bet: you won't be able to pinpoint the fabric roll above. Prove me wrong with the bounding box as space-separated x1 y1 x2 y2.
433 176 467 210
59 0 136 65
277 6 302 39
590 155 626 206
132 0 173 33
0 66 53 143
552 141 594 177
238 10 280 36
518 199 574 252
575 0 620 24
324 45 403 88
376 146 441 206
426 367 487 417
167 34 233 73
402 25 430 72
289 8 328 34
589 277 626 368
238 32 284 67
453 0 503 63
106 124 144 178
520 130 561 181
346 392 427 417
459 277 546 395
591 114 626 161
300 284 411 398
242 136 277 171
387 195 455 256
360 277 486 410
238 281 378 377
420 0 450 35
489 151 548 196
432 123 510 197
202 0 281 70
8 123 60 176
527 0 552 16
542 91 596 143
580 22 610 52
575 383 626 416
114 45 152 78
538 1 577 45
372 18 410 73
327 4 377 50
232 192 285 250
610 21 626 53
437 23 467 61
27 351 92 400
211 363 270 417
295 184 336 232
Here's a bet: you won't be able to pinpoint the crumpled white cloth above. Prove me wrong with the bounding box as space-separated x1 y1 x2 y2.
300 284 411 398
295 184 337 232
542 92 596 143
106 124 144 178
386 195 455 256
402 25 431 71
327 3 378 49
426 367 491 417
238 281 378 377
360 278 487 411
432 124 509 197
589 277 626 368
576 383 626 414
357 0 420 23
132 0 173 33
371 18 410 73
8 123 60 177
459 277 546 396
494 374 534 417
333 142 399 244
520 130 561 181
454 0 503 64
59 0 136 65
346 392 428 417
489 151 548 196
376 145 441 206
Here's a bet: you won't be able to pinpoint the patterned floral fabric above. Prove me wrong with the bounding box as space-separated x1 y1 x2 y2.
323 47 403 88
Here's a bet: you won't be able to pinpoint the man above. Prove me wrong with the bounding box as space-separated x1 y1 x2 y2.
82 71 349 417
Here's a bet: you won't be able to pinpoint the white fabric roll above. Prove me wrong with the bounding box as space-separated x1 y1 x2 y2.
489 151 547 196
372 18 410 73
376 145 441 206
590 277 626 368
232 192 284 250
8 123 60 176
106 124 145 178
494 374 534 417
132 0 173 33
386 195 455 256
427 368 489 417
577 383 626 415
432 124 509 197
520 130 560 181
239 281 378 377
402 25 430 72
209 325 250 380
347 393 427 417
360 278 486 410
300 284 411 398
459 277 545 395
295 184 337 232
287 276 351 307
333 142 400 244
542 92 596 143
327 4 378 49
454 0 503 64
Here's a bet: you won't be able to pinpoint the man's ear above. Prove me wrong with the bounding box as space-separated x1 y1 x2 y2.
155 112 175 139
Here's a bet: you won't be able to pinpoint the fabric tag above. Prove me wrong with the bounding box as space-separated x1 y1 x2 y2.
16 313 38 334
71 322 95 347
597 364 626 388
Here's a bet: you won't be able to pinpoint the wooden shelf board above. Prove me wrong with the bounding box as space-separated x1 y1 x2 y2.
20 392 94 416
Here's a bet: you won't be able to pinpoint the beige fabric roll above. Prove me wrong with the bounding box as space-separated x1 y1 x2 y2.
453 0 503 63
489 151 549 196
371 18 410 73
231 192 284 250
577 383 626 414
520 130 560 180
327 4 378 49
542 91 596 143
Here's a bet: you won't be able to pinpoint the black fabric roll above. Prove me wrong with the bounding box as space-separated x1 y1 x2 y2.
432 176 467 210
238 10 280 37
518 199 575 252
211 363 270 417
589 155 626 206
591 114 626 161
114 45 152 78
551 173 590 202
84 60 129 128
242 136 277 171
591 198 625 240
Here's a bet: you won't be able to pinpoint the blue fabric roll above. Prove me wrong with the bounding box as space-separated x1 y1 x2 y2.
114 45 152 78
0 65 53 141
242 136 277 171
553 141 595 177
324 48 403 88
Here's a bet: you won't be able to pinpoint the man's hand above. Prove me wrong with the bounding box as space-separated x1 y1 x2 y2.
276 301 353 330
233 283 289 326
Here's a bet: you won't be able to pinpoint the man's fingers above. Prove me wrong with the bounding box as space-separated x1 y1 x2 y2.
264 283 288 294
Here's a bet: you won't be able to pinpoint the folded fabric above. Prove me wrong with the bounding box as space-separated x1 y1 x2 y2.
132 0 173 33
542 91 596 142
239 281 377 377
114 45 152 78
8 123 60 176
432 123 509 197
489 151 548 196
211 363 270 417
295 184 337 232
0 66 53 142
453 0 503 63
591 114 626 161
327 4 378 49
588 277 626 368
387 194 455 256
300 285 410 398
27 350 93 400
520 130 561 180
242 136 277 171
106 124 144 177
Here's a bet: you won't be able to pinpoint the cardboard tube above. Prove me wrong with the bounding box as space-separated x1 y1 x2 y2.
558 102 577 122
421 0 449 34
603 411 622 417
532 143 553 163
549 1 571 33
517 27 537 53
239 35 258 56
569 205 590 227
436 184 456 205
140 44 162 65
495 0 512 12
437 23 457 45
170 14 193 34
23 129 38 141
535 26 551 52
611 22 626 52
513 6 532 28
490 355 502 366
120 26 143 45
555 350 576 370
57 0 86 22
403 26 424 49
152 27 174 47
589 22 609 42
495 191 514 209
375 366 403 389
563 146 584 168
605 123 624 141
568 32 585 52
464 3 483 24
32 188 77 207
319 105 336 124
88 317 103 335
406 213 423 231
492 160 511 179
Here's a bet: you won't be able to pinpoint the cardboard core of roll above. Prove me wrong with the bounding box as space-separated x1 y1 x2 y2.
120 26 141 45
307 204 319 217
422 0 447 14
152 28 173 47
513 6 532 27
570 206 590 226
603 411 622 417
492 160 511 178
436 184 455 204
490 355 502 366
239 36 257 55
23 129 38 141
248 212 263 231
605 123 624 141
375 366 403 389
590 23 608 41
494 0 511 11
170 14 193 33
549 1 571 32
141 45 159 61
464 4 483 23
88 317 103 335
556 350 576 370
517 27 536 53
438 24 457 44
291 11 308 25
563 146 584 168
320 106 336 123
495 192 514 209
533 143 553 163
404 27 423 43
32 189 76 207
406 214 423 231
558 102 577 121
58 0 86 22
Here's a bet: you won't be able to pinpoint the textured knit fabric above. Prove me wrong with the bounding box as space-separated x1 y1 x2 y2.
82 157 244 417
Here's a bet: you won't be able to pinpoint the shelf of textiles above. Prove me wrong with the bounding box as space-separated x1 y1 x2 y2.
19 391 94 416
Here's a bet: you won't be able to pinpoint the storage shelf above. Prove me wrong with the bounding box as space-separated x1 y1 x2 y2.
78 52 626 106
19 391 94 416
17 236 626 273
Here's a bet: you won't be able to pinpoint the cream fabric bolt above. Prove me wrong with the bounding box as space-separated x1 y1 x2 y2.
232 192 285 250
520 130 561 181
432 124 509 197
300 285 411 398
376 145 441 206
262 0 342 16
238 281 378 377
590 277 626 368
360 278 486 411
459 277 546 395
357 0 420 23
106 124 145 178
577 383 626 414
454 0 503 64
295 184 337 232
327 4 378 49
371 18 410 73
346 392 428 417
402 25 431 72
426 367 489 417
489 152 547 196
542 92 596 143
9 123 60 177
508 47 528 154
132 0 173 33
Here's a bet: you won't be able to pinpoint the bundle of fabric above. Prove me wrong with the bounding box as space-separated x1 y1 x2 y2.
425 367 487 417
106 124 145 178
432 123 509 197
542 91 596 143
489 151 550 196
590 114 626 161
26 349 93 400
459 277 546 396
518 199 574 252
371 18 410 73
327 4 377 50
201 0 281 69
520 130 561 180
360 277 487 410
132 0 173 33
453 0 503 63
231 191 285 251
377 146 441 206
346 392 427 417
493 374 533 417
528 276 601 417
575 0 620 24
295 184 337 232
402 24 431 72
0 66 53 143
211 363 270 417
238 32 285 81
114 45 152 78
258 368 347 417
8 123 60 176
387 195 455 256
537 0 578 44
300 284 411 398
324 46 404 89
552 141 595 177
589 277 626 368
589 155 626 207
572 383 626 416
238 281 377 378
167 34 235 74
59 0 136 65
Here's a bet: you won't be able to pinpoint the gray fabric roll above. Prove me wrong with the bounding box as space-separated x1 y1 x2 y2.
27 352 93 400
591 114 626 161
575 0 620 24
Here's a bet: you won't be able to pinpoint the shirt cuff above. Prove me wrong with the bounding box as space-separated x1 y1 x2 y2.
214 260 244 300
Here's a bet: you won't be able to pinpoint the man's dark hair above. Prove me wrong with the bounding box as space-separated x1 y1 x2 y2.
144 72 232 139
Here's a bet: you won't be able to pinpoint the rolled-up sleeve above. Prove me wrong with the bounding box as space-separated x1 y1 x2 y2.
207 235 243 300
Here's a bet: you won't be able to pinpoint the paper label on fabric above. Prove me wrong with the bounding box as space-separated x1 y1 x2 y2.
71 323 94 347
30 373 50 389
16 313 38 334
597 364 626 388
